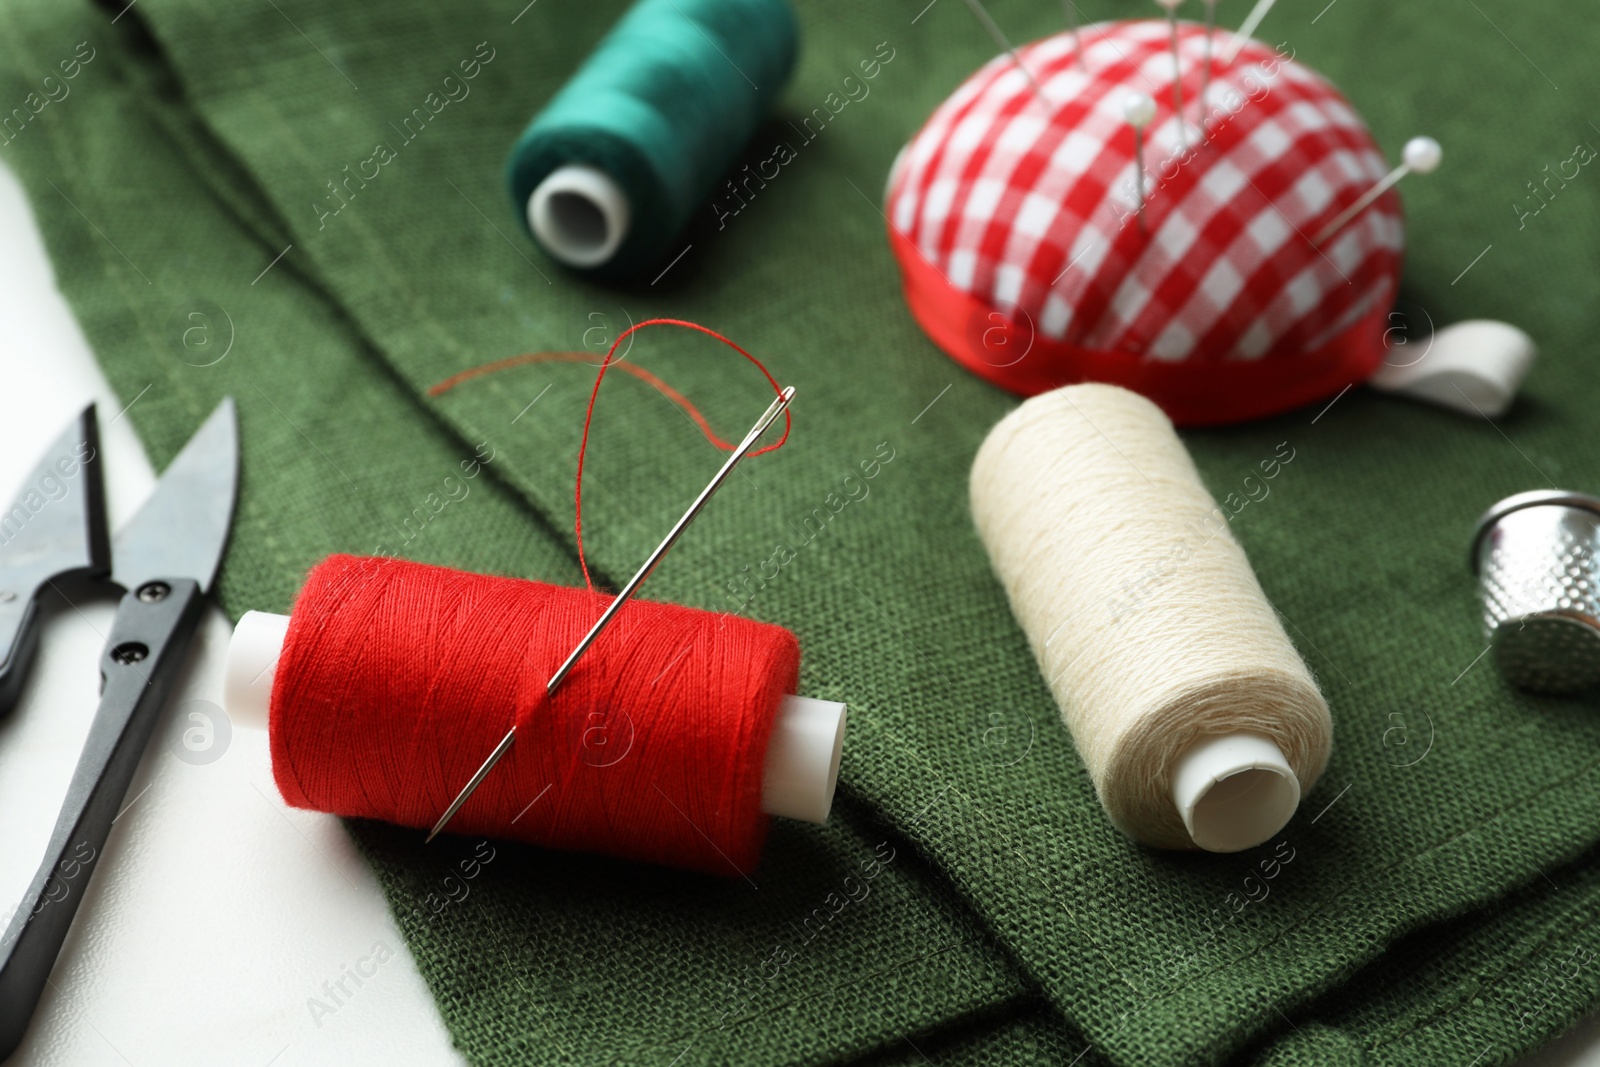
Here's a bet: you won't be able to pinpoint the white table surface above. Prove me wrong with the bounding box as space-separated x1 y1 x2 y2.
0 161 466 1066
2 155 1599 1066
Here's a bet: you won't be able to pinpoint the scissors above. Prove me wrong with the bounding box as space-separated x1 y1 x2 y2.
0 398 237 1059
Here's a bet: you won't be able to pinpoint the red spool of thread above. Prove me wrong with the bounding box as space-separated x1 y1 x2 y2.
226 319 844 875
267 554 801 876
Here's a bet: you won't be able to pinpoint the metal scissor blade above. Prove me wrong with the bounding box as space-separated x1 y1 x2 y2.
110 396 238 595
0 405 108 714
0 396 239 1057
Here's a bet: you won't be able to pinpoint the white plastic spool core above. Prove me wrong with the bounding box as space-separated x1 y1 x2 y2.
225 609 290 730
223 611 845 826
1170 732 1300 852
526 164 631 269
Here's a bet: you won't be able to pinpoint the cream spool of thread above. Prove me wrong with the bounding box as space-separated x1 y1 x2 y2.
222 611 848 826
970 383 1331 852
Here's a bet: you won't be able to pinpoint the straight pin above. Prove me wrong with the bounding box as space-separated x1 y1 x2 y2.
1061 0 1087 70
1200 0 1220 120
1124 93 1157 233
962 0 1048 104
1220 0 1277 64
1155 0 1188 147
425 385 797 842
1312 136 1441 247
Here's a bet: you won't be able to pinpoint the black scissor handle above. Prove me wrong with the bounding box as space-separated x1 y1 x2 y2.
0 578 203 1059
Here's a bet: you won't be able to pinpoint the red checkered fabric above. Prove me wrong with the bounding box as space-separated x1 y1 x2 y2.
887 20 1404 421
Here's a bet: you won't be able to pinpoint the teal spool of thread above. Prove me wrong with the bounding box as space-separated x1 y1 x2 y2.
506 0 799 279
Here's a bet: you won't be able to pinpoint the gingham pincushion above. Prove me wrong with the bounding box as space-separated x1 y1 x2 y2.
886 20 1403 426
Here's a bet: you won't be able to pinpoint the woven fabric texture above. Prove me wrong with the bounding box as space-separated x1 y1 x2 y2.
3 0 1600 1064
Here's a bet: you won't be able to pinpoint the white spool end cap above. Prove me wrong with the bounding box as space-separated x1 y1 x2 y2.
224 610 290 730
526 164 631 269
1171 732 1300 853
222 612 848 825
763 696 847 825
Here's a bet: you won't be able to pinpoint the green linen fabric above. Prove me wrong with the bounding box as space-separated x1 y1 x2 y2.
4 0 1600 1063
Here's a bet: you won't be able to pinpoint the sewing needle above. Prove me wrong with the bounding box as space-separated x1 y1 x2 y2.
962 0 1047 105
425 384 796 842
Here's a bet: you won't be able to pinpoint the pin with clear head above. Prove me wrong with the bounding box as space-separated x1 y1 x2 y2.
1061 0 1087 70
962 0 1047 104
1200 0 1221 117
1154 0 1188 147
1220 0 1278 64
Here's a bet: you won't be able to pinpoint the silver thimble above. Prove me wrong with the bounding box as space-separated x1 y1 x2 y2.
1471 490 1600 694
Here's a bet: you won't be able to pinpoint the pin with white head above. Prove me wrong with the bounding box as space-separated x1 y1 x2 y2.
1312 136 1442 247
1124 91 1157 233
963 0 1047 105
1154 0 1188 147
1061 0 1087 70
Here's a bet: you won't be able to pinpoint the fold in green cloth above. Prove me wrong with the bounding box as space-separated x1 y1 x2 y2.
4 0 1600 1063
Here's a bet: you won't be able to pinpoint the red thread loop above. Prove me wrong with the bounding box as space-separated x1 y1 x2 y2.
429 352 737 446
575 318 790 590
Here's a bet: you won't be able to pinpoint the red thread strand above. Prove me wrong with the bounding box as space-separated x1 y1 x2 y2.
575 318 790 590
428 352 736 447
270 555 799 876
